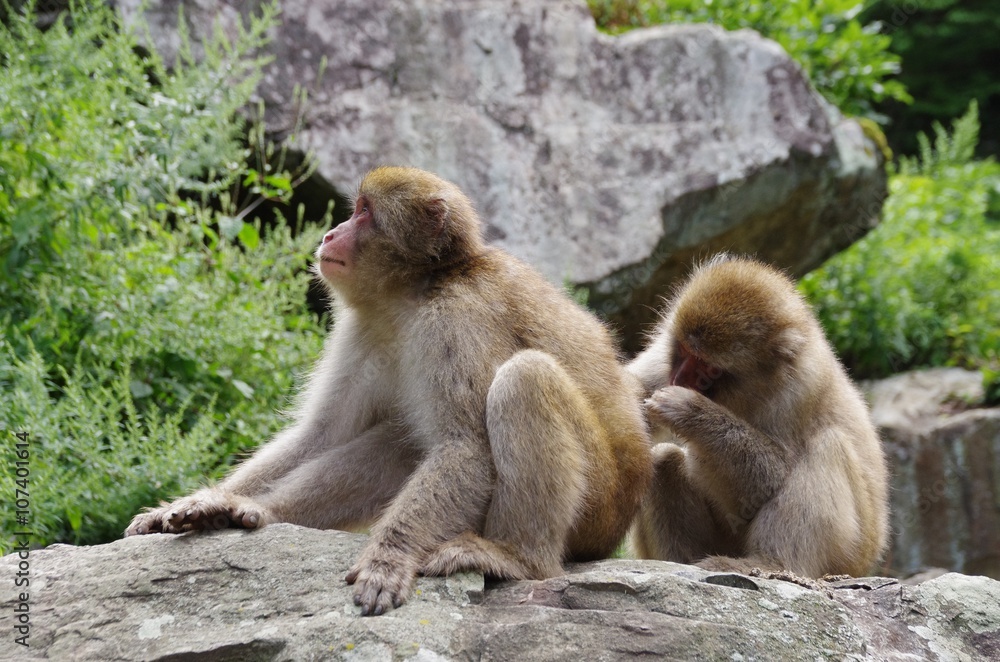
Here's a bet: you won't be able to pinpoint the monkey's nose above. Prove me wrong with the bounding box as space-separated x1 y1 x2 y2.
322 230 336 244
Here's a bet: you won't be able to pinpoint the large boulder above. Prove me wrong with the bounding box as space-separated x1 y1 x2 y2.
868 368 1000 580
3 524 998 660
117 0 886 350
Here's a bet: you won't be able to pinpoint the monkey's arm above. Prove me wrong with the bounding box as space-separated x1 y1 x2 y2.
345 436 493 615
220 318 384 496
125 322 383 536
627 325 673 396
647 385 789 523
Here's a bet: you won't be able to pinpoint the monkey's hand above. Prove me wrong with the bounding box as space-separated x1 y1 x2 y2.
346 547 419 616
645 385 714 435
124 489 267 536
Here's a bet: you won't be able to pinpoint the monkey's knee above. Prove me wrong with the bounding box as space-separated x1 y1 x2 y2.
484 350 592 564
487 349 594 462
489 350 573 407
488 349 599 435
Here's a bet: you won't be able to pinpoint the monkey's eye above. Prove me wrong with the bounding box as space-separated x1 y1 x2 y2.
354 197 373 223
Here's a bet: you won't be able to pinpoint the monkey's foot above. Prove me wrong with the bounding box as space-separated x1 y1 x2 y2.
421 532 541 580
124 490 268 536
345 551 418 617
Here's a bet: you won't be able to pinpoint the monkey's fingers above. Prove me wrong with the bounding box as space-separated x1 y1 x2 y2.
165 505 210 531
346 560 414 616
124 511 165 537
229 505 262 529
161 500 225 533
646 385 701 425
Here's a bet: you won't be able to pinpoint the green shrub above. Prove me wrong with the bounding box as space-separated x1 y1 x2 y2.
801 102 1000 387
0 0 272 278
1 342 225 549
860 0 1000 157
0 1 326 547
0 211 324 548
588 0 910 122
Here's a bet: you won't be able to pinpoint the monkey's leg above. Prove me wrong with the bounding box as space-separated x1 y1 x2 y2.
631 442 732 563
422 350 590 580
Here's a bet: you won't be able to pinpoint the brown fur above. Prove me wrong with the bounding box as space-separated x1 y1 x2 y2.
126 166 651 615
628 254 889 577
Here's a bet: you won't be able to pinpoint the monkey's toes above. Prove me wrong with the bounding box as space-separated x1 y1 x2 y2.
124 513 163 537
421 546 464 576
231 507 262 529
347 559 415 616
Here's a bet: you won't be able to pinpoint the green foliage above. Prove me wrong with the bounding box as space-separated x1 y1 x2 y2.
898 100 980 174
0 0 274 275
0 1 326 547
1 342 225 548
860 0 1000 156
801 102 1000 389
588 0 910 122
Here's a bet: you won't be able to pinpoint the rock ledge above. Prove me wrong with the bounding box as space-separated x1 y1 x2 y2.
3 524 997 660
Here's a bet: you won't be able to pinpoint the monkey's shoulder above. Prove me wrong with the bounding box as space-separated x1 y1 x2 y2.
410 249 612 357
421 249 558 309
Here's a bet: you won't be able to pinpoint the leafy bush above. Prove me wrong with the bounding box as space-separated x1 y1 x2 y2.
0 214 323 548
588 0 910 122
860 0 1000 156
800 102 1000 387
0 0 271 277
0 1 326 548
1 342 224 547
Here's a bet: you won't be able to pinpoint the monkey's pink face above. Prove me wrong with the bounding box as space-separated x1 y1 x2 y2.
670 344 724 393
316 197 372 280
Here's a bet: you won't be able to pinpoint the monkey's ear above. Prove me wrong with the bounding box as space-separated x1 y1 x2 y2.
425 197 449 237
775 327 807 361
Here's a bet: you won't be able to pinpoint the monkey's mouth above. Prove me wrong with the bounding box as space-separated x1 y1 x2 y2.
321 257 346 267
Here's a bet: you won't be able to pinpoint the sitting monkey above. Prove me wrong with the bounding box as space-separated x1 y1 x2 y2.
628 254 889 577
127 166 652 615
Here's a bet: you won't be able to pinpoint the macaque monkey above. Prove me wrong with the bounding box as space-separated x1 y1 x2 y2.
126 166 652 615
628 254 889 577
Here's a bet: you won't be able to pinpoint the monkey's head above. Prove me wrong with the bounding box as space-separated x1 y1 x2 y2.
316 167 485 298
667 255 811 395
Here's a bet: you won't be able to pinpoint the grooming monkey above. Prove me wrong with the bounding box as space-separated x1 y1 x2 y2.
628 254 889 577
126 166 652 615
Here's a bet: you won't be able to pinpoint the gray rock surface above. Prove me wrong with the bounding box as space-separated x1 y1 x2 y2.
117 0 886 350
3 524 998 660
867 368 1000 581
